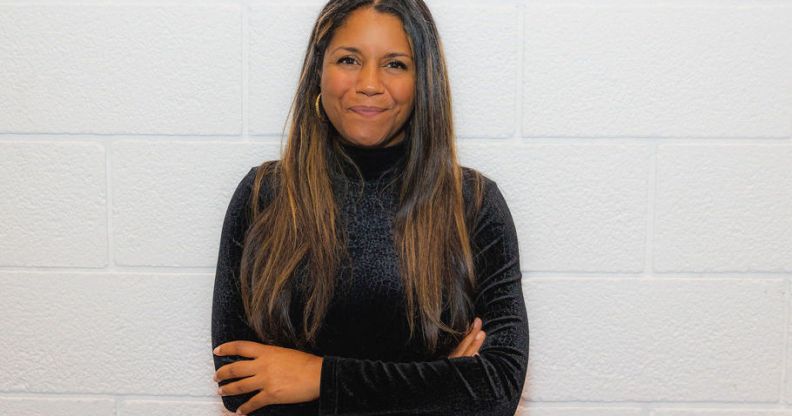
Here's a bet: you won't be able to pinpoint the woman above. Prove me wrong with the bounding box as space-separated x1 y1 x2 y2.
211 0 529 415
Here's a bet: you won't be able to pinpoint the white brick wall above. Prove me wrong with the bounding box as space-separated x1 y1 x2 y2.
1 1 790 415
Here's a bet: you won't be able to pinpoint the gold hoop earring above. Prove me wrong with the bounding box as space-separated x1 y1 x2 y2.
315 93 323 121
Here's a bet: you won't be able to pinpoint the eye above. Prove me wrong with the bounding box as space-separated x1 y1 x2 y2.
338 56 357 65
387 60 408 70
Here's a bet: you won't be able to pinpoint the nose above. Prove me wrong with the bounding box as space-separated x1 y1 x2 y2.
356 62 383 96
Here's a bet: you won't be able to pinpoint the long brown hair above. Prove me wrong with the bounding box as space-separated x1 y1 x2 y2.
240 0 485 356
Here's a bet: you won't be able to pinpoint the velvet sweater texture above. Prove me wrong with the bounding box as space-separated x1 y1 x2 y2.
211 137 530 415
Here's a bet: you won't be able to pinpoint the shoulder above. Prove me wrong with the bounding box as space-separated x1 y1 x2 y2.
458 165 514 236
231 161 276 200
459 165 505 211
226 160 280 220
246 160 280 194
460 165 497 193
246 160 281 184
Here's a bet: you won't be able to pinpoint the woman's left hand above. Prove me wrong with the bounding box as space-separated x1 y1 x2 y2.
213 341 324 415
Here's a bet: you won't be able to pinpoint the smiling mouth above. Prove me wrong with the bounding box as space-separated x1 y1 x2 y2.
350 108 387 118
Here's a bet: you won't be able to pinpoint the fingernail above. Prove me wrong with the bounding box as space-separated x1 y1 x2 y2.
476 332 484 340
475 317 481 326
213 346 219 354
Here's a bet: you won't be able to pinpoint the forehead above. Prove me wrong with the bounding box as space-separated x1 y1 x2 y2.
327 7 412 55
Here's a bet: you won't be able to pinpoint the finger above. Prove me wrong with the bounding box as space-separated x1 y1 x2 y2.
470 317 481 332
237 389 270 416
449 334 473 358
456 331 479 357
449 318 481 358
465 331 486 356
214 360 256 384
213 340 262 358
457 317 482 354
217 374 261 397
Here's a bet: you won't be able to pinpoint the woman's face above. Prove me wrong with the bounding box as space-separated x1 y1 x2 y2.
320 7 415 148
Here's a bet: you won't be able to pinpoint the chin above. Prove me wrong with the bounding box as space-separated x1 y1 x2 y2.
344 132 388 147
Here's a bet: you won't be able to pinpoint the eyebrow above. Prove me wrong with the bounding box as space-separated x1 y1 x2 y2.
331 46 412 59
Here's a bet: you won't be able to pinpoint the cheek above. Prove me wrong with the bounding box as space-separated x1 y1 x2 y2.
322 68 355 98
390 78 415 105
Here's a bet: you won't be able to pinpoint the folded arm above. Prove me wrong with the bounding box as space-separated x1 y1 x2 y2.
211 167 319 415
318 179 530 416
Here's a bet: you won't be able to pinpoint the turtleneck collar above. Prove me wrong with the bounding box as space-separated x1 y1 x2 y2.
336 135 409 182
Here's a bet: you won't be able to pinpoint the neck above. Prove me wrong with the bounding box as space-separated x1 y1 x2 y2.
334 134 409 182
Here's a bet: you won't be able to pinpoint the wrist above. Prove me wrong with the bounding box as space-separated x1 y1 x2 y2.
312 355 324 400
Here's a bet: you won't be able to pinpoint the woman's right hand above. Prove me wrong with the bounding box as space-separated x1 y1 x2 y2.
448 317 486 358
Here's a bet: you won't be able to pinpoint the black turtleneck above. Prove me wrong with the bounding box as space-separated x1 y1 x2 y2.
212 140 529 415
336 135 409 182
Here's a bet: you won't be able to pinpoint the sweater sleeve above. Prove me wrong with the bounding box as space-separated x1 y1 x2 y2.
211 166 319 415
318 179 530 416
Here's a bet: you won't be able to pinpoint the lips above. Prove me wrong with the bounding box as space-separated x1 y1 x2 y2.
350 106 387 117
